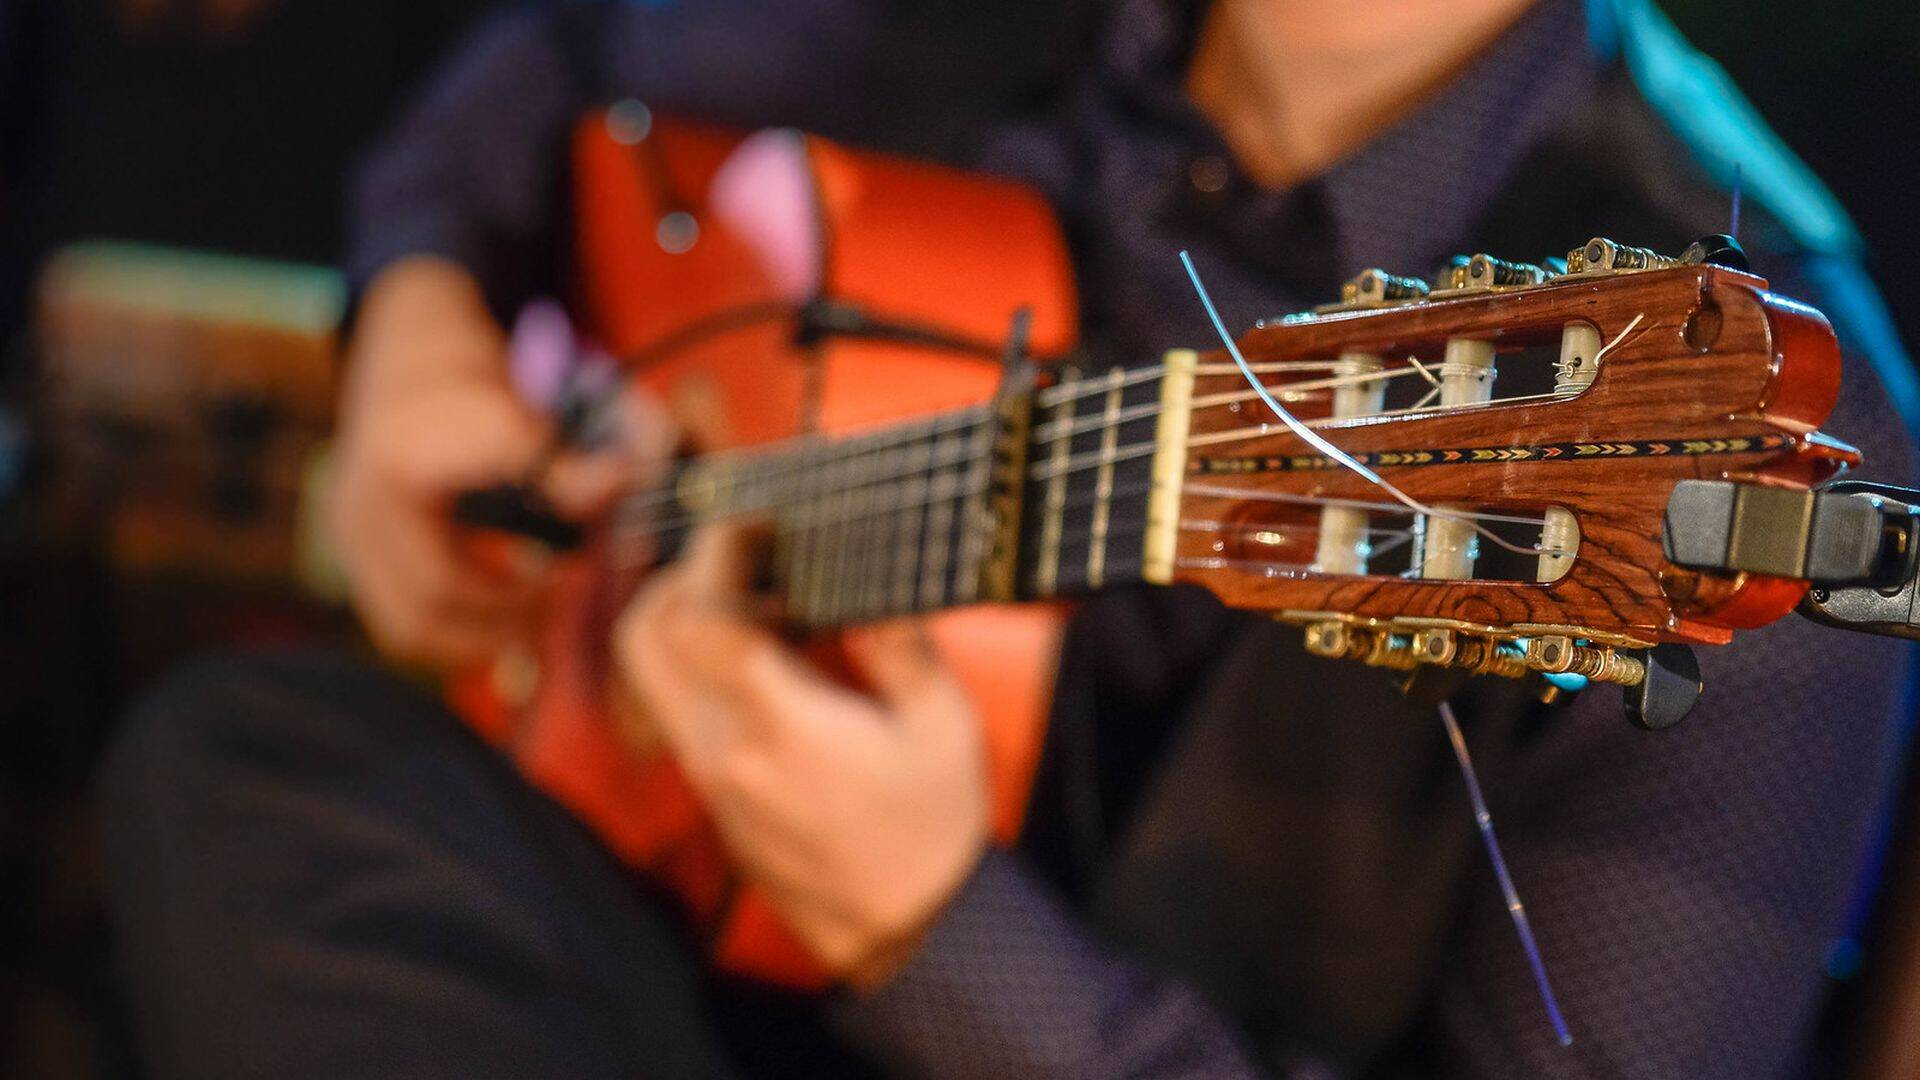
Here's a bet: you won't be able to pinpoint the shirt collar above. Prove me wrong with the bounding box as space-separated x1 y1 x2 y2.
1096 0 1601 287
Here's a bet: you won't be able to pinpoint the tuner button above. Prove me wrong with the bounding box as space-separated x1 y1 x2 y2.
1681 233 1749 272
1624 644 1702 730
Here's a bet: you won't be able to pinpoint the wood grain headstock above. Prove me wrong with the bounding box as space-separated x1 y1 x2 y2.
1145 244 1854 719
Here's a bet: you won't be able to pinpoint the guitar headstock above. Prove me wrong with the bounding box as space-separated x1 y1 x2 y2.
1142 237 1855 722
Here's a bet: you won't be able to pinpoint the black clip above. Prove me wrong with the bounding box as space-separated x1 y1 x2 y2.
1663 478 1920 640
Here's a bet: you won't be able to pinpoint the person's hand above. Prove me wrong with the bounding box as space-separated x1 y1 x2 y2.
329 258 631 667
614 524 990 986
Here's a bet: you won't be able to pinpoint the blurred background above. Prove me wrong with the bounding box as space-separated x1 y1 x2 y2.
1 0 1917 1075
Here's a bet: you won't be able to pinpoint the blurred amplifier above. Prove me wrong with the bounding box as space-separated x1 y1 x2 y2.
35 240 346 594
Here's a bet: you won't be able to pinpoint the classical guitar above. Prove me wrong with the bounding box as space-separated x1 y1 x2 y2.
453 108 1852 989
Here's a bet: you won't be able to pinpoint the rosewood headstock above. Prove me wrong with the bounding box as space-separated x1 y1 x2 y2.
1142 238 1855 723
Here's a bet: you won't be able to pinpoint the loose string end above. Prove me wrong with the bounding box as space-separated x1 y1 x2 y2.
1439 700 1574 1047
1176 251 1545 558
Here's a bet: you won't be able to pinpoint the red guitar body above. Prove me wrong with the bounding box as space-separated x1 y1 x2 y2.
452 112 1080 988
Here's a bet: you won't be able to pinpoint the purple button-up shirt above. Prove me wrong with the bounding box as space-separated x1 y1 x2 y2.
346 2 1918 1076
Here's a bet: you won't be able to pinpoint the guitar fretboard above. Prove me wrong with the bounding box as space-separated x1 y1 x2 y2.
613 361 1167 628
1019 364 1164 599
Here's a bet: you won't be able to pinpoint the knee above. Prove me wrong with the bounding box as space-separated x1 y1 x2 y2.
97 651 424 848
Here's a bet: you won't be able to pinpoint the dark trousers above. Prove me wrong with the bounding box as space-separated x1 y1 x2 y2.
96 651 877 1080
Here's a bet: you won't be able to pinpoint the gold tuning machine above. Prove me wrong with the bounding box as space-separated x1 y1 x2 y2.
1565 236 1679 275
1337 268 1431 309
1299 620 1702 729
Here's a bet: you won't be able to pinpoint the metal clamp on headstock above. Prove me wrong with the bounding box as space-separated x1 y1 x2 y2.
1663 478 1920 639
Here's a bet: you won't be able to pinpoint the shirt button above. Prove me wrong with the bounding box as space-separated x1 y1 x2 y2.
1188 154 1231 194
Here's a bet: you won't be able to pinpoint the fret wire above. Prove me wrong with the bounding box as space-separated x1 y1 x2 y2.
834 448 864 622
825 448 859 624
1035 368 1079 597
920 426 958 611
829 444 871 624
784 455 814 625
800 455 830 625
806 451 845 625
1086 367 1126 589
851 444 882 621
1058 477 1154 516
863 440 903 619
952 422 997 605
892 435 934 614
1055 516 1151 549
856 442 885 620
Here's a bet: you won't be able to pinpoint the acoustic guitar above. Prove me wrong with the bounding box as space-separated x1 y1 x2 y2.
452 107 1850 989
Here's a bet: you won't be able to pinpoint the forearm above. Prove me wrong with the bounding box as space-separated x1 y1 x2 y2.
836 849 1263 1080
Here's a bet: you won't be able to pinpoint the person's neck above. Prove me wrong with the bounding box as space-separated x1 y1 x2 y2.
1186 0 1542 189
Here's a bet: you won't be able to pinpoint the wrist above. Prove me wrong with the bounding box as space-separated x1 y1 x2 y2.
841 841 991 993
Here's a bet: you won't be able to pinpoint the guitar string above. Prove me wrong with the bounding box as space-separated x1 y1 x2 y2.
618 410 1582 553
604 301 1644 562
616 437 1581 563
607 329 1635 521
1179 249 1645 559
612 373 1595 523
1031 365 1436 443
634 488 1566 562
610 317 1641 516
1026 388 1581 484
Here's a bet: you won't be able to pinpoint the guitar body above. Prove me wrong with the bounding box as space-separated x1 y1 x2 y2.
452 112 1079 987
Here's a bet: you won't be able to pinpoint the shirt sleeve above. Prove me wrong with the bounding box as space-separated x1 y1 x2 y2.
342 7 573 320
834 849 1266 1079
341 1 885 323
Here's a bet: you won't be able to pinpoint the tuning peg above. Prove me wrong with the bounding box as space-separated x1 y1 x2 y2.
1339 268 1430 308
1623 643 1702 730
1567 237 1679 274
1681 233 1749 272
1438 254 1550 292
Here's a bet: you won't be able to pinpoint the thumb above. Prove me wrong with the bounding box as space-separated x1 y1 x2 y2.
542 446 634 520
542 389 680 520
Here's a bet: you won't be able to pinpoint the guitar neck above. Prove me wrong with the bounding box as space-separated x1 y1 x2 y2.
618 357 1178 628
